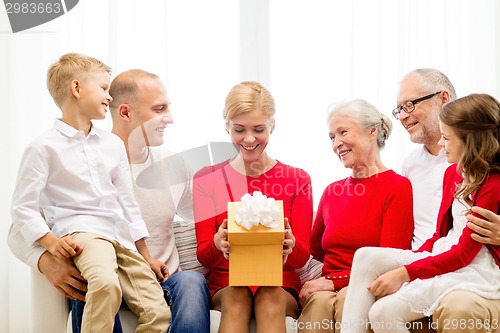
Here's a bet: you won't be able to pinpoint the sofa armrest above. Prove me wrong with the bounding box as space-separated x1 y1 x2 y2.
32 268 69 333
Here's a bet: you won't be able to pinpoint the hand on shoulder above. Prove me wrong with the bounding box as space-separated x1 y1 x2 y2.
467 207 500 246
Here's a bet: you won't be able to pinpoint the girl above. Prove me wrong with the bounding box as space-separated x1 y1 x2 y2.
341 93 500 333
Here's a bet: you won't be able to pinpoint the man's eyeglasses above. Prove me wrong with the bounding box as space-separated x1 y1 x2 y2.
392 91 441 119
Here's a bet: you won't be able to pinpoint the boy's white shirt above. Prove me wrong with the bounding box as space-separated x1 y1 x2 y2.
11 119 149 252
8 133 193 274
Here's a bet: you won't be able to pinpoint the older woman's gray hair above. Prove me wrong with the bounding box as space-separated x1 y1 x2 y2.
327 98 392 149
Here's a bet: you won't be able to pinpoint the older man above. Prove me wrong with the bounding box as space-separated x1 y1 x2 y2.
394 68 500 333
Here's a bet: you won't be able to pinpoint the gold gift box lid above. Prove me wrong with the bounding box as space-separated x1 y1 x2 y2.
227 200 284 245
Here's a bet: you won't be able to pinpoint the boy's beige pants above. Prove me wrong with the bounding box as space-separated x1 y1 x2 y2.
72 232 171 333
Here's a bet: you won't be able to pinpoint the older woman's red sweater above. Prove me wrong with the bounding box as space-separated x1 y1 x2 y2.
311 170 414 291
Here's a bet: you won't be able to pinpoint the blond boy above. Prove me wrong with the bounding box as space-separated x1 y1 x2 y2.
10 53 170 333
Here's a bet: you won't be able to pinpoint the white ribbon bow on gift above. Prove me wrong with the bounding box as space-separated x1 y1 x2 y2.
234 191 281 230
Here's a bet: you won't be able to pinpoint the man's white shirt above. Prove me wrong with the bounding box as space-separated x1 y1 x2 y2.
402 146 451 250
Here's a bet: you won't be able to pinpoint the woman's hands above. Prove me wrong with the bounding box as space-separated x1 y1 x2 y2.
214 219 230 259
215 217 296 263
283 218 295 264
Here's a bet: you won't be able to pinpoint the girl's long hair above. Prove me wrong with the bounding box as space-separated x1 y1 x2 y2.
439 93 500 207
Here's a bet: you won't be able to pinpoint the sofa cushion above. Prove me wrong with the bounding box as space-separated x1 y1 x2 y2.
297 256 323 285
172 219 209 276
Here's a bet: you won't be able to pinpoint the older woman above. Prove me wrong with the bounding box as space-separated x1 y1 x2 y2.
193 81 313 333
297 99 414 333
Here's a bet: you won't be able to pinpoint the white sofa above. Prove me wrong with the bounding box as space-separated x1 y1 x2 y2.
31 220 323 333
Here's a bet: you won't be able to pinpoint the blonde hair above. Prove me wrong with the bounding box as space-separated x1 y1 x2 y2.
327 98 392 149
46 52 112 108
439 93 500 208
223 81 275 128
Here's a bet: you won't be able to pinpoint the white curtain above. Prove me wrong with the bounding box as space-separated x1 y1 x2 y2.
269 0 500 199
1 1 499 332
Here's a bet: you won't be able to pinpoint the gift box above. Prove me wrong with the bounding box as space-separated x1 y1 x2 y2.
227 200 284 286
